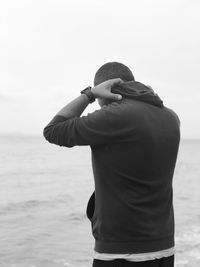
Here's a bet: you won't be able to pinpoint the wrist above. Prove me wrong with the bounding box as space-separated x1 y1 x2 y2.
80 86 96 103
91 87 97 98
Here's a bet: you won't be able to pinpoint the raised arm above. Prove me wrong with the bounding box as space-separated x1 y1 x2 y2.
43 79 123 147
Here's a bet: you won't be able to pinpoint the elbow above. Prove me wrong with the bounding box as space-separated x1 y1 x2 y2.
43 126 53 143
43 125 74 148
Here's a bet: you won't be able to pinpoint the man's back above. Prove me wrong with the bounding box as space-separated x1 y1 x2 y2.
88 94 180 253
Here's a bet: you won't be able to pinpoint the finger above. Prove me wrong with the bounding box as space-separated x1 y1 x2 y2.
109 78 123 86
108 93 122 101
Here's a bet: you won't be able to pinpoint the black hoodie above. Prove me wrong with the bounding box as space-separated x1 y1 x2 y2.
43 81 180 254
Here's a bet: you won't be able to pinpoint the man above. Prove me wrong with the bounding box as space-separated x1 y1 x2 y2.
43 62 180 267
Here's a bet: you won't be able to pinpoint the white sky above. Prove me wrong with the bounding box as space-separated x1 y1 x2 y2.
0 0 199 138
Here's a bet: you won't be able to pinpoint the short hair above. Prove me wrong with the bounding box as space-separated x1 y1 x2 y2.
94 62 135 86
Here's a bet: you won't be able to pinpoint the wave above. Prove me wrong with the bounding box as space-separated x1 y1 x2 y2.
54 258 77 266
176 225 200 246
0 194 73 215
66 212 87 221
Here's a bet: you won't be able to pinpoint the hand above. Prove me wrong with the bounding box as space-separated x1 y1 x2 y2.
91 78 123 101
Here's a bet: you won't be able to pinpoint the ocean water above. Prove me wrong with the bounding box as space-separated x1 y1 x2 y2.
0 136 199 267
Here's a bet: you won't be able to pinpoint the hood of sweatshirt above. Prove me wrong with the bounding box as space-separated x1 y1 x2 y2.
111 81 163 108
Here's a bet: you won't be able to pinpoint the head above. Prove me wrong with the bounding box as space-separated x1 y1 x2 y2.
94 62 135 107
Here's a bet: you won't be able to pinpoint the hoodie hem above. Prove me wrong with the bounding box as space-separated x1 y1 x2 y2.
94 235 174 254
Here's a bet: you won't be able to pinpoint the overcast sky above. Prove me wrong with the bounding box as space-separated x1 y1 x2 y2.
0 0 199 139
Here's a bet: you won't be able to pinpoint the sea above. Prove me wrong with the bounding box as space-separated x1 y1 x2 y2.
0 136 199 267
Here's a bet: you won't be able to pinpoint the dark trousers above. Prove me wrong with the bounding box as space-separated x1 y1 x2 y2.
92 255 174 267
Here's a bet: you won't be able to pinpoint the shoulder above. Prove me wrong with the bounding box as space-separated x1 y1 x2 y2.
164 106 181 126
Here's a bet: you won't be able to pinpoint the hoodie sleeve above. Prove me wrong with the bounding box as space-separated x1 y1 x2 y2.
43 106 125 147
